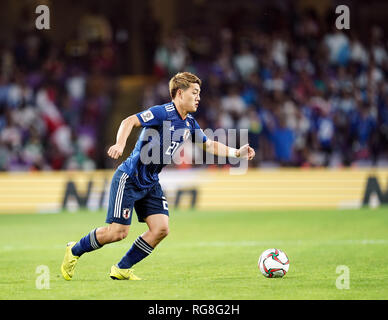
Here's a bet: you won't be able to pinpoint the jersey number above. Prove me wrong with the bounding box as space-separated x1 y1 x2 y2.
165 141 180 155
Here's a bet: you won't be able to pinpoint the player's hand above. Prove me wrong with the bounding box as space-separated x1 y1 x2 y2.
107 144 124 159
237 144 255 160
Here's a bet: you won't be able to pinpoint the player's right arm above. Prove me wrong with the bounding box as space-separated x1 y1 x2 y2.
107 106 167 159
107 115 141 159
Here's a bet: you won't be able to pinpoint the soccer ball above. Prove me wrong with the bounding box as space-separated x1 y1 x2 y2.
258 248 289 278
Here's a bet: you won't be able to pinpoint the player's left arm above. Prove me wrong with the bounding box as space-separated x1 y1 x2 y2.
202 139 255 160
191 118 255 160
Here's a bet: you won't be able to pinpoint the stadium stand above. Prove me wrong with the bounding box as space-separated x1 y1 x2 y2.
1 1 388 171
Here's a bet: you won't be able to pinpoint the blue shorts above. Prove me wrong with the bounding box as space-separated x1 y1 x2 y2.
105 169 169 225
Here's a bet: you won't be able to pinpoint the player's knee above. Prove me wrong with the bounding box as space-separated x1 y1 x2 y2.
114 229 128 241
108 225 129 242
156 226 169 239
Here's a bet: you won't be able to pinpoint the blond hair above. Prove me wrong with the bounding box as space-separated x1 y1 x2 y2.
169 72 202 99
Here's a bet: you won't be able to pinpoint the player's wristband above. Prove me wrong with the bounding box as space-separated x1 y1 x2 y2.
228 147 239 158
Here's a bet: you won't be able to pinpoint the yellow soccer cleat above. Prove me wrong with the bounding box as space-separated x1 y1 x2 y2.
61 242 79 280
110 264 141 280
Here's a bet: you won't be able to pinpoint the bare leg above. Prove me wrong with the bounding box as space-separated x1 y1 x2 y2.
114 215 168 270
96 223 130 245
141 214 169 248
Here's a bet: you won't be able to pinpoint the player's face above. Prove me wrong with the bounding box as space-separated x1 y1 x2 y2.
180 83 200 113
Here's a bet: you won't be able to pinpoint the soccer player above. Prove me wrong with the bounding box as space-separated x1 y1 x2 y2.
61 72 255 280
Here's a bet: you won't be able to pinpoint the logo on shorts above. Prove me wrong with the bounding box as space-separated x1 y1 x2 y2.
122 208 131 219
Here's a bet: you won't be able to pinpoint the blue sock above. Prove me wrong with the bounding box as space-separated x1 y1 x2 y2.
117 236 154 269
71 228 103 257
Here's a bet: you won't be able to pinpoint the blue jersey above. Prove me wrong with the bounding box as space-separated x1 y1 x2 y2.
118 102 207 189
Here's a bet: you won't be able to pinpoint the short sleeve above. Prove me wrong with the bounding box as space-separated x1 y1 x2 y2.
136 105 168 127
191 119 208 144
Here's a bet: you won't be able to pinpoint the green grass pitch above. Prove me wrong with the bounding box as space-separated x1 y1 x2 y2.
0 207 387 300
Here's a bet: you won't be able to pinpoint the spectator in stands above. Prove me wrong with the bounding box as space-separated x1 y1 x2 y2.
2 4 388 171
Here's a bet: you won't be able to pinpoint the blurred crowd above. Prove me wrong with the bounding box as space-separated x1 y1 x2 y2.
0 13 115 171
2 5 388 171
144 11 388 167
